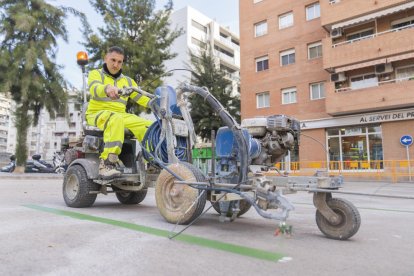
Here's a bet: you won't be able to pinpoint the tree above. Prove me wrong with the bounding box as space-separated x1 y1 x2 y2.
0 0 87 166
189 47 241 141
83 0 182 90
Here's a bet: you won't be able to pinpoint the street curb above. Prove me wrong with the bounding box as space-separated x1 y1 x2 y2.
0 173 64 180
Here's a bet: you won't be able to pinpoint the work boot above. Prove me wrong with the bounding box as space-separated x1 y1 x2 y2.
99 154 121 179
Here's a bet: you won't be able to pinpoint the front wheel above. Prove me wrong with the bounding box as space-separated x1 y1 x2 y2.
155 162 207 225
315 198 361 240
211 199 252 218
115 188 148 205
63 165 100 208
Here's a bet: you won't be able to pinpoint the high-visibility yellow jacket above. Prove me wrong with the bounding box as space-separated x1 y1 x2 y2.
86 68 150 115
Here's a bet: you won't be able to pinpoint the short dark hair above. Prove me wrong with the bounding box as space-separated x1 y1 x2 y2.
108 46 124 55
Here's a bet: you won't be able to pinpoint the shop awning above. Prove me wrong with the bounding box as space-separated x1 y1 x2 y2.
335 58 386 73
331 2 414 30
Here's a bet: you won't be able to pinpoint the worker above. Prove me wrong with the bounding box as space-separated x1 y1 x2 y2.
86 46 152 179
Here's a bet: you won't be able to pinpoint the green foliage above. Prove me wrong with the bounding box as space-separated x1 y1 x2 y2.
189 47 240 141
83 0 182 91
0 0 85 165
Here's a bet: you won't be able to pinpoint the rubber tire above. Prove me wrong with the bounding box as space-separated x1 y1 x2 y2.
155 162 207 225
315 198 361 240
63 165 99 208
55 167 65 174
115 189 148 205
211 199 252 217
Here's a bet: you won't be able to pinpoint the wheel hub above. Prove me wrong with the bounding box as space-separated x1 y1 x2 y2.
66 174 79 200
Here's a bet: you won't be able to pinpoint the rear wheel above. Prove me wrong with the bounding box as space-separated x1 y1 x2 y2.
155 162 207 225
316 198 361 240
114 187 148 205
63 165 99 207
211 199 252 217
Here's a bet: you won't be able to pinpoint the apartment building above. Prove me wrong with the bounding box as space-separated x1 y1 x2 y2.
0 94 12 153
6 89 83 160
164 6 240 96
240 0 414 176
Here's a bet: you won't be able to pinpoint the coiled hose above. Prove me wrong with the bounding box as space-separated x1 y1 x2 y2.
142 120 187 166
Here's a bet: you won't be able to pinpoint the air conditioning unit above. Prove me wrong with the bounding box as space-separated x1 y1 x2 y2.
375 63 393 74
331 72 346 82
331 28 343 38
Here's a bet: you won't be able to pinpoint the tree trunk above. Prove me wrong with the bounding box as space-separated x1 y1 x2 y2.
14 103 31 167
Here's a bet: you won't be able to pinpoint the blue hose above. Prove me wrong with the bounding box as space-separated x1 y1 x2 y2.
142 120 188 165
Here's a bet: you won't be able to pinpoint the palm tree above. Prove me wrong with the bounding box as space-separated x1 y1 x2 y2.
0 0 87 166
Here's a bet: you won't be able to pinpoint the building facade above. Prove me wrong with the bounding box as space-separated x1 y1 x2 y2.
164 6 240 96
0 94 12 154
5 89 83 161
240 0 414 179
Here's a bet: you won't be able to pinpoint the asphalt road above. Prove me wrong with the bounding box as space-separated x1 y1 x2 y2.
1 174 414 276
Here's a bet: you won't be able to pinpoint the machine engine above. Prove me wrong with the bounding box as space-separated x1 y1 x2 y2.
241 115 300 166
215 115 300 177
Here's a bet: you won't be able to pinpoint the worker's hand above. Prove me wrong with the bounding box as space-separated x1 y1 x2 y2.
105 85 119 100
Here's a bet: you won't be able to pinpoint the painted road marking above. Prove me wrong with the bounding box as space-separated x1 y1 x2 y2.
24 204 285 262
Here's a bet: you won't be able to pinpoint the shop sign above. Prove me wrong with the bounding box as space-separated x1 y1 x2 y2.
301 108 414 130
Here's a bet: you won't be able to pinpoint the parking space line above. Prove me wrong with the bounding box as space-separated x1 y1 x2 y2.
24 204 285 262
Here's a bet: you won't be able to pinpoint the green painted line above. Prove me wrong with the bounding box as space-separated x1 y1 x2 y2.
293 202 414 214
23 204 284 262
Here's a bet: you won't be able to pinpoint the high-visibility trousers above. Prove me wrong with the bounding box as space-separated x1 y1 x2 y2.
86 111 153 160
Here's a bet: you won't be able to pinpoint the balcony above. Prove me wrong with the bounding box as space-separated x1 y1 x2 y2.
325 78 414 115
320 0 410 28
323 26 414 70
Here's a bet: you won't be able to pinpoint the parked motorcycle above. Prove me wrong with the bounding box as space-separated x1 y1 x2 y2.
0 155 16 173
52 151 67 174
25 154 55 173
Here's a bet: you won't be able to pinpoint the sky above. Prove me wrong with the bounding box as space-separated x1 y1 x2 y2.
49 0 239 89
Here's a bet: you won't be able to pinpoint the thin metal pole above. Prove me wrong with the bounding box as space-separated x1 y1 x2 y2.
407 145 412 182
81 66 87 103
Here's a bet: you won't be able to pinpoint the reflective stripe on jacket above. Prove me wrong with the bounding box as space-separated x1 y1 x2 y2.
86 68 150 115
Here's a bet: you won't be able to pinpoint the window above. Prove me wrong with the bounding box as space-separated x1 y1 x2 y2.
327 125 383 170
255 56 269 72
279 12 293 29
310 82 325 100
306 2 320 20
350 73 378 90
282 87 297 104
191 20 207 33
308 41 322 59
256 92 270 108
346 29 374 42
391 16 414 29
396 65 414 81
254 21 267 37
191 37 206 49
280 49 295 66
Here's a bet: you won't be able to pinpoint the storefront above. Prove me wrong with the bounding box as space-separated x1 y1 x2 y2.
298 108 414 177
327 124 383 170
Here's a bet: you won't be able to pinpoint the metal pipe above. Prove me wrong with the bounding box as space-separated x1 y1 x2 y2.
174 180 252 189
293 187 414 200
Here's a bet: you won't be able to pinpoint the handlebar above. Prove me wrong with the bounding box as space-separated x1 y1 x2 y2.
118 86 156 99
